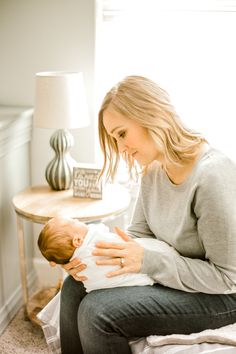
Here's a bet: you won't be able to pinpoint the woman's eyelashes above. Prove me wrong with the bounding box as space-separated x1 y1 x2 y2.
118 130 126 139
111 130 126 143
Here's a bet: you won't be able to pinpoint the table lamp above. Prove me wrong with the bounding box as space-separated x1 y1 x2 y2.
34 71 90 191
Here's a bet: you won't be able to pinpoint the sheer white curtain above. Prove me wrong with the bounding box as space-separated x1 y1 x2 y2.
96 0 236 161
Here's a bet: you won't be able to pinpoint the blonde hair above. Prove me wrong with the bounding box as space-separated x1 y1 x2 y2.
38 219 75 264
98 75 206 180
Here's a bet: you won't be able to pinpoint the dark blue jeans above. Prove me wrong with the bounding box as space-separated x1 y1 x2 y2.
60 276 236 354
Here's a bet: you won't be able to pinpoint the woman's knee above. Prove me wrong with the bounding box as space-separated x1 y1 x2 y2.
78 291 114 333
78 291 132 354
61 276 86 307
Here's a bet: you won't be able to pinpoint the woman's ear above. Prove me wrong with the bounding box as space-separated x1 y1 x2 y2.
72 235 83 248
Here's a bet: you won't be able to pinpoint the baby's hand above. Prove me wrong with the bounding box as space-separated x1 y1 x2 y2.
61 257 87 282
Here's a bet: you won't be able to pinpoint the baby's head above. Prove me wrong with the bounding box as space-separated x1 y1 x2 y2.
38 217 88 264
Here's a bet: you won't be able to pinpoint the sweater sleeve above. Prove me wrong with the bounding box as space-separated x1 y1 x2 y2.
129 157 236 294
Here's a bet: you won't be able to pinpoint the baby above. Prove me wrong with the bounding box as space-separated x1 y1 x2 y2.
38 216 154 292
37 217 154 343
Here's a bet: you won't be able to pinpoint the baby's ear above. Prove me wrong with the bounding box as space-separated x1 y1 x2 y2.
49 261 57 267
72 235 83 248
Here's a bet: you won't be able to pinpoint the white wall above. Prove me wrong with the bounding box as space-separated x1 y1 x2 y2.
0 107 34 334
0 0 96 167
0 0 97 286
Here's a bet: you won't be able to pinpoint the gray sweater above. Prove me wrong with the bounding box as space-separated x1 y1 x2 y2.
127 147 236 294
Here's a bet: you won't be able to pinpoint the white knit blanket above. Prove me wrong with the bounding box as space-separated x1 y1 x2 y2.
130 323 236 354
146 323 236 347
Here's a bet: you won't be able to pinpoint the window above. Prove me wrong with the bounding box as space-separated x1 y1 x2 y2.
96 0 236 162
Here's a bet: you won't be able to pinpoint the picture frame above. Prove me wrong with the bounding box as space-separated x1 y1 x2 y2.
73 165 103 199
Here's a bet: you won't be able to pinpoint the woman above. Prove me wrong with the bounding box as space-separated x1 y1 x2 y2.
60 76 236 354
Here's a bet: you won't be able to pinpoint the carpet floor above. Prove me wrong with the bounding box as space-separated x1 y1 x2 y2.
0 307 50 354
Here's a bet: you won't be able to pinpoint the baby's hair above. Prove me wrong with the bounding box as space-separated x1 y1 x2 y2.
38 219 75 264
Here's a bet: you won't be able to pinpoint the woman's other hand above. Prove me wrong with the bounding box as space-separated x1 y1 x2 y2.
61 257 87 282
92 227 144 277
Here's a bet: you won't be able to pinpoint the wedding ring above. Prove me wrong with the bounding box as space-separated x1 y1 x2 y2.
120 257 125 267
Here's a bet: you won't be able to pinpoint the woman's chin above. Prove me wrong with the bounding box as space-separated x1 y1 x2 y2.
136 157 154 166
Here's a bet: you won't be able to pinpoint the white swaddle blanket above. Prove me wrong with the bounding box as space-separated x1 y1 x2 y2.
37 223 153 342
71 223 154 292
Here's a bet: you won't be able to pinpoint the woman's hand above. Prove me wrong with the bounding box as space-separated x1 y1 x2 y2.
92 227 144 277
61 258 87 282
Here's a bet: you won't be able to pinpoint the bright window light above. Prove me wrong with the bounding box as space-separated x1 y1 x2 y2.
96 0 236 165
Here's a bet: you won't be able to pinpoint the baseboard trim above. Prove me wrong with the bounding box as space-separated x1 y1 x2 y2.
0 269 37 336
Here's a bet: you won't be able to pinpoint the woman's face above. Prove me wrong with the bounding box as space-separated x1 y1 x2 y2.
103 110 160 166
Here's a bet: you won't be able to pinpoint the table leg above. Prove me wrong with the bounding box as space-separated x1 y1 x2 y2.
16 214 29 309
16 214 61 325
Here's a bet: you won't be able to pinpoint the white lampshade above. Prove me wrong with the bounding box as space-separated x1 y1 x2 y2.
34 71 90 129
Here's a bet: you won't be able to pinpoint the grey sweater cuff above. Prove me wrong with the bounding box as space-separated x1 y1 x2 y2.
140 240 177 277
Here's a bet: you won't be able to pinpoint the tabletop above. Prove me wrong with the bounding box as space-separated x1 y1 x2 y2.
12 183 131 224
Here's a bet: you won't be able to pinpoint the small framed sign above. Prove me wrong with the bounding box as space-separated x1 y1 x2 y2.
73 165 103 199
